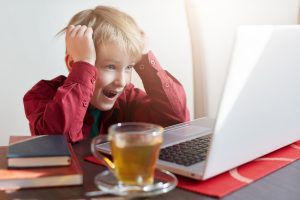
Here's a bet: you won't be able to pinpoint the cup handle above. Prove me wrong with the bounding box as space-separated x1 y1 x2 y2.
91 135 115 172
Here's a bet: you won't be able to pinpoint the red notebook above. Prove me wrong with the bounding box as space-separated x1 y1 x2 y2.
0 136 83 190
85 140 300 198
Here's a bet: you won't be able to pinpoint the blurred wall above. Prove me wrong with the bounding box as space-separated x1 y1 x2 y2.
0 0 193 145
0 0 299 146
186 0 299 118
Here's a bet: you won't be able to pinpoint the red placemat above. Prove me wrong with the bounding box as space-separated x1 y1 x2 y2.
84 140 300 198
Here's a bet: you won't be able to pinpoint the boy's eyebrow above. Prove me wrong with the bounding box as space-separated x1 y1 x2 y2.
101 58 119 63
101 58 122 64
101 59 135 65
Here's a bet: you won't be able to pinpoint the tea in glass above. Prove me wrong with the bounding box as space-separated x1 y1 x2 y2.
111 134 162 185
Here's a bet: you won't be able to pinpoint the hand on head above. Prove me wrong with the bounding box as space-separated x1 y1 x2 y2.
140 29 149 55
65 25 96 66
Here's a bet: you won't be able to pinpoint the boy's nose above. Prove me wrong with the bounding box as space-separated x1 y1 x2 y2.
114 72 127 87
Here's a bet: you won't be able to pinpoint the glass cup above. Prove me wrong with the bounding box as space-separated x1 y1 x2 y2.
91 122 164 187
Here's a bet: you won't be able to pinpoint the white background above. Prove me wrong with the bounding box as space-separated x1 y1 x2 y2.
0 0 299 145
0 0 193 145
187 0 299 117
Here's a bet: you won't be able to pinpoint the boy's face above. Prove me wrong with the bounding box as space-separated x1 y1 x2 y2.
90 41 135 111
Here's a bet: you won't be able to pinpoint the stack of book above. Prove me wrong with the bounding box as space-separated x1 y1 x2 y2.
0 135 83 190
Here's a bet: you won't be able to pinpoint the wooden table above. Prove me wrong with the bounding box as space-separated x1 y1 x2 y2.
1 139 300 200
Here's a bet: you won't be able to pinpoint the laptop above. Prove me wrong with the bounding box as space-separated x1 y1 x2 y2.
97 25 300 180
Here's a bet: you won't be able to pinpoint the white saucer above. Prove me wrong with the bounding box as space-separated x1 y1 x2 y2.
94 168 178 198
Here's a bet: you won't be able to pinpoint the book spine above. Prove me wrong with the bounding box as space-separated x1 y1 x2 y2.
68 144 83 175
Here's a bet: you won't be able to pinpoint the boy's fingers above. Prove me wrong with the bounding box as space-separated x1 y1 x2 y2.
70 25 82 38
85 26 93 37
65 25 75 43
65 25 75 48
67 25 75 32
66 25 75 36
77 25 88 37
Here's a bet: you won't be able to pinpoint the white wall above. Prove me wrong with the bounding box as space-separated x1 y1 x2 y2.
0 0 193 145
186 0 299 118
1 0 299 146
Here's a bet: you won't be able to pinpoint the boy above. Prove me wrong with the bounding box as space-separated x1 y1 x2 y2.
23 6 189 143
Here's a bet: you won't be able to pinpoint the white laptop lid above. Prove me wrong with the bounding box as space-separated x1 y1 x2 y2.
203 25 300 179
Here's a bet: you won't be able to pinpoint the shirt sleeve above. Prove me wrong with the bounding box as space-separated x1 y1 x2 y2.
126 51 190 127
23 61 97 143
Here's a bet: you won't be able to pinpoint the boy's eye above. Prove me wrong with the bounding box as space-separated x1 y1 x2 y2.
126 65 133 70
106 64 116 70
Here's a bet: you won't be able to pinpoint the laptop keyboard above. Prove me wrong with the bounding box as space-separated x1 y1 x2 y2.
159 135 212 166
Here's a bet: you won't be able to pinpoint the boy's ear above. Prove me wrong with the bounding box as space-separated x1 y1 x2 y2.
65 55 74 72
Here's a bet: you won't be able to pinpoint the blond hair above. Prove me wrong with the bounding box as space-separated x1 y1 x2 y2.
59 6 144 62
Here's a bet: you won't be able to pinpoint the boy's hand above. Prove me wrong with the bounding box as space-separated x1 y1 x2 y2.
140 29 150 54
66 25 96 66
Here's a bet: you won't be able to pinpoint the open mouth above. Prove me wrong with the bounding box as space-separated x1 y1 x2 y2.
103 89 118 99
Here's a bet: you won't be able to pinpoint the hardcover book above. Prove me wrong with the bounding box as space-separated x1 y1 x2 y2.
7 135 71 168
0 137 83 190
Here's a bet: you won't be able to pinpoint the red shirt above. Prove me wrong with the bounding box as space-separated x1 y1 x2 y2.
23 51 190 143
